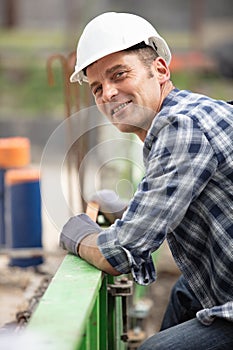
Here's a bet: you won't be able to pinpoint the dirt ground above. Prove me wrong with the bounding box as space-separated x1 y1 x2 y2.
0 252 65 331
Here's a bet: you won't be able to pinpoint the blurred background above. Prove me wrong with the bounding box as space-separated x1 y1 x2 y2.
0 0 232 339
0 0 232 123
0 0 232 164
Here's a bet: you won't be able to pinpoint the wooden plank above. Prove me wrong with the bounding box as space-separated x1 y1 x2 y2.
85 201 99 222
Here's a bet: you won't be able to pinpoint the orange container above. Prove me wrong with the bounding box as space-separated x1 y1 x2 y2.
5 168 40 186
0 137 30 168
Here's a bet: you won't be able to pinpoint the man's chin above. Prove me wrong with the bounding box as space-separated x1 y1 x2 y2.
114 122 138 134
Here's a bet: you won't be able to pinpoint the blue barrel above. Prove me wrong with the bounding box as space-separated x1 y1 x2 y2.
0 137 31 248
5 169 43 267
0 168 5 246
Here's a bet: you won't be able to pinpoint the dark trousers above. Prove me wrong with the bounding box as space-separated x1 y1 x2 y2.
139 275 233 350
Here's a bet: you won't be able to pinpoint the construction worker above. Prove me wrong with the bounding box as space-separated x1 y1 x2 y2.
60 12 233 349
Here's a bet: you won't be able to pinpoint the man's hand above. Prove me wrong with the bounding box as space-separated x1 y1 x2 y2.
89 189 128 223
59 213 102 255
60 214 121 276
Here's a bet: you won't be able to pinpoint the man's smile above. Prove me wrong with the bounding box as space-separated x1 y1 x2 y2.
111 100 132 116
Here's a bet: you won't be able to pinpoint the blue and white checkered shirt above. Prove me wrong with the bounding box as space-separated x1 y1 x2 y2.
97 88 233 325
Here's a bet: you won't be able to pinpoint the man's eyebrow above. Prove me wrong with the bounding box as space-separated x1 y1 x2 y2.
106 64 129 75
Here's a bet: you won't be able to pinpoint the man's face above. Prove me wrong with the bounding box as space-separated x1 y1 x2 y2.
86 51 167 141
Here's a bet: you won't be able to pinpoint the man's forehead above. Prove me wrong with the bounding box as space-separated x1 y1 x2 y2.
87 51 138 80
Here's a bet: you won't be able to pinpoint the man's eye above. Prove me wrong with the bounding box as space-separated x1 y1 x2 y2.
115 71 126 79
93 86 102 95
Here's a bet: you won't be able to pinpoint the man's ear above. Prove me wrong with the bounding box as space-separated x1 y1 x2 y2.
153 57 170 84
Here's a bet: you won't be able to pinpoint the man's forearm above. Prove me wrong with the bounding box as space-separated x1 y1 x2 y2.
78 233 121 276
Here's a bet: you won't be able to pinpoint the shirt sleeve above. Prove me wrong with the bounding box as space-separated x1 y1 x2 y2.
97 114 218 285
196 301 233 325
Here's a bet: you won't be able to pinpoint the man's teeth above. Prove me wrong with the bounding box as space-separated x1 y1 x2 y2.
112 102 130 115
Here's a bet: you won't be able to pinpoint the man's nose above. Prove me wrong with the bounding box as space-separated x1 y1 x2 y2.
102 82 118 102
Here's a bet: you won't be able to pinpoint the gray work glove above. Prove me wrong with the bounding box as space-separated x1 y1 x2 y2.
59 213 102 255
89 189 128 224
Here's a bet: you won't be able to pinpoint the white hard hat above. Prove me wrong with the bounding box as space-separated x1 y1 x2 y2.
70 12 172 84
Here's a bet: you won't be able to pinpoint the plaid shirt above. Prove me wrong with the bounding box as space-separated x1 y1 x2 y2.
97 88 233 325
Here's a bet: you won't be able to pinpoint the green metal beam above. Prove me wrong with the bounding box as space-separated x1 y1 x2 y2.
25 251 156 349
26 254 103 350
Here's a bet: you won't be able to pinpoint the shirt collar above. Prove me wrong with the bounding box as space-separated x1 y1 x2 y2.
144 88 180 150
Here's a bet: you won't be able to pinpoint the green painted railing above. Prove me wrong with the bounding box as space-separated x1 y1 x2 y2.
25 248 159 349
26 253 128 350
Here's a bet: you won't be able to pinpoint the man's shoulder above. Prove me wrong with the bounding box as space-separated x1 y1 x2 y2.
163 88 212 110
